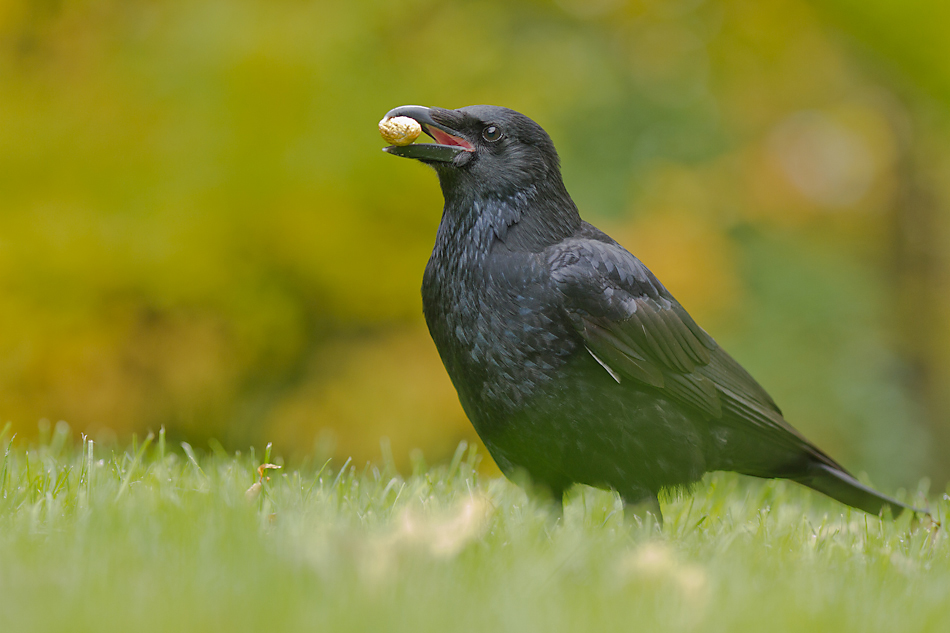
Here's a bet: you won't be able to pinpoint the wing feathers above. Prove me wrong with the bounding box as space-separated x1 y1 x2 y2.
581 319 665 388
551 236 783 428
665 373 722 418
630 299 696 374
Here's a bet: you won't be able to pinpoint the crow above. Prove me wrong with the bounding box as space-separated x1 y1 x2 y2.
381 104 924 522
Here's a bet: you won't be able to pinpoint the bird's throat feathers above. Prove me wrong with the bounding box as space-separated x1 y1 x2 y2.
437 176 581 254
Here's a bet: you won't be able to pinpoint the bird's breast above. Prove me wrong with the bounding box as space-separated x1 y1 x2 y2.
422 244 578 423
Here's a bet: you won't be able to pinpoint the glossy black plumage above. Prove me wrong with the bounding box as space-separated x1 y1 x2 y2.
381 104 922 520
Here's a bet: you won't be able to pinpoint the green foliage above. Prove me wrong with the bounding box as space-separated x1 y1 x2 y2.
0 430 947 633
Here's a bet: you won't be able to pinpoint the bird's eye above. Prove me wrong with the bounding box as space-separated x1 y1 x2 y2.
482 125 502 142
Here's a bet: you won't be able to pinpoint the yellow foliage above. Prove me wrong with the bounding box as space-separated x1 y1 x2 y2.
0 0 947 482
264 328 486 471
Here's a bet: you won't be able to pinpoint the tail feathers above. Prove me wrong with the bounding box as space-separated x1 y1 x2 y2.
792 462 926 517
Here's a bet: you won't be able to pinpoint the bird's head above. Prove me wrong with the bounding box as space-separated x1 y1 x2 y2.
381 105 563 199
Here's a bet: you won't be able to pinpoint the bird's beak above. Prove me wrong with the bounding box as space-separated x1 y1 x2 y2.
381 105 475 163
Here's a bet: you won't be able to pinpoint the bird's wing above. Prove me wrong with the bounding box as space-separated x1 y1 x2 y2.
548 234 827 456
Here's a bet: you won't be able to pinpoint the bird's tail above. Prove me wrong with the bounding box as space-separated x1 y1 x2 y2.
791 462 926 517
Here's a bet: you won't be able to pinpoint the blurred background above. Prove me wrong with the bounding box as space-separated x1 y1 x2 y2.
1 0 948 488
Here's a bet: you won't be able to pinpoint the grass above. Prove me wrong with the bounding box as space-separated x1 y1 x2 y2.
0 423 947 633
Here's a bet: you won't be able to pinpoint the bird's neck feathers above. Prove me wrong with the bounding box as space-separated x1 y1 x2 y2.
437 174 581 254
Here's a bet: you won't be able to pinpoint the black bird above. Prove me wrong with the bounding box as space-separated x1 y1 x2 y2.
381 104 922 521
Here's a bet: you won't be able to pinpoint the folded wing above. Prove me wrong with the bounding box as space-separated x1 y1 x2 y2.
547 233 837 468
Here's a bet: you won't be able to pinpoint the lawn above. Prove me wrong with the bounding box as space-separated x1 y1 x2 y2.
0 423 947 633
